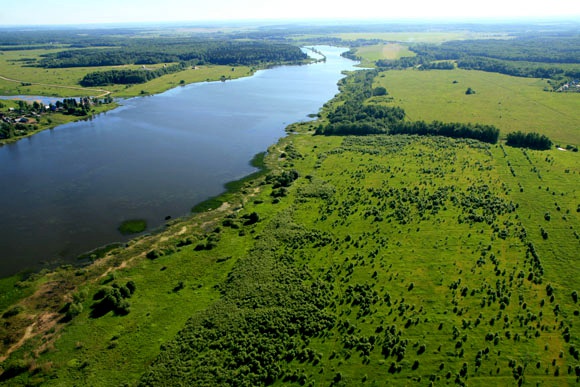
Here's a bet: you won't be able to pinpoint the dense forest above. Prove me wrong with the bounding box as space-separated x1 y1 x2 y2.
38 40 307 68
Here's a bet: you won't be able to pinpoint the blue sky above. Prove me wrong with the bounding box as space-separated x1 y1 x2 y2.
1 0 579 26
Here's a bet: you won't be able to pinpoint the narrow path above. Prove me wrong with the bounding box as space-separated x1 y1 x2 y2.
0 74 111 98
0 324 35 363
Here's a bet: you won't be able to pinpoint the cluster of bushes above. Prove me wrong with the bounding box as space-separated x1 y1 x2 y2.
266 169 299 199
506 131 553 150
140 213 335 385
90 281 136 317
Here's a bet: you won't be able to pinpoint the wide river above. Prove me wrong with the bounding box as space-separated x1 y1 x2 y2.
0 46 357 276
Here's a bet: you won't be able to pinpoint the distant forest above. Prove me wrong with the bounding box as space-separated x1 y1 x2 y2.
38 40 307 68
376 34 580 87
1 35 308 87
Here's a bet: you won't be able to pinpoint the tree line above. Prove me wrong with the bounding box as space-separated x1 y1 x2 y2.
79 63 186 87
376 35 580 86
38 40 307 68
318 116 500 144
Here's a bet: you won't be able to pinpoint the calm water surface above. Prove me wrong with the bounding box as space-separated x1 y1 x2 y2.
0 46 356 276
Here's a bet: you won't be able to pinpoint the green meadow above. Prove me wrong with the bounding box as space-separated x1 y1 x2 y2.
0 47 253 98
374 69 580 145
353 43 415 67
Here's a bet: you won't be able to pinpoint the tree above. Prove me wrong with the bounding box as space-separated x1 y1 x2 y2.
372 86 388 96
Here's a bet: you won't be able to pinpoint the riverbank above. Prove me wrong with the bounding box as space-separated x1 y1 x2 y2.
0 65 258 145
0 53 323 145
0 131 282 366
0 46 354 277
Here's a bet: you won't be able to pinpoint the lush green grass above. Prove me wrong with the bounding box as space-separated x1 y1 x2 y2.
374 68 580 145
273 133 579 385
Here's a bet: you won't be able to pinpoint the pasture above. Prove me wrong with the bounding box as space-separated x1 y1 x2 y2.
374 68 580 145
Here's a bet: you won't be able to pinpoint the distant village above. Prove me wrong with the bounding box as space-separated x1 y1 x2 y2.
1 96 112 140
556 79 580 92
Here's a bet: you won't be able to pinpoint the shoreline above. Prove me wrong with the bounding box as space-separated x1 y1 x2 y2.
0 51 329 278
0 57 319 146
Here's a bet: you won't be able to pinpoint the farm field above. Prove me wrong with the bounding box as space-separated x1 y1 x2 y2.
374 68 580 145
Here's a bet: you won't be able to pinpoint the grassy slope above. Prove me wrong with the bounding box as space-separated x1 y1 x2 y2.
374 68 580 145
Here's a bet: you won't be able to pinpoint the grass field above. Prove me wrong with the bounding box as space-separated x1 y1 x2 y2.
353 43 415 67
2 119 578 385
0 48 254 98
374 68 580 145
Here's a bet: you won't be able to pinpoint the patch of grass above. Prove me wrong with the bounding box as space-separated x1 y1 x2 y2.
355 43 415 67
0 273 34 313
117 219 147 235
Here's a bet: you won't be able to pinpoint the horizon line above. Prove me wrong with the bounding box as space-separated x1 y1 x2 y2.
1 16 580 29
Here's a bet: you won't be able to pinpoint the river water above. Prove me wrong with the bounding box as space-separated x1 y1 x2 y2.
0 46 357 276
